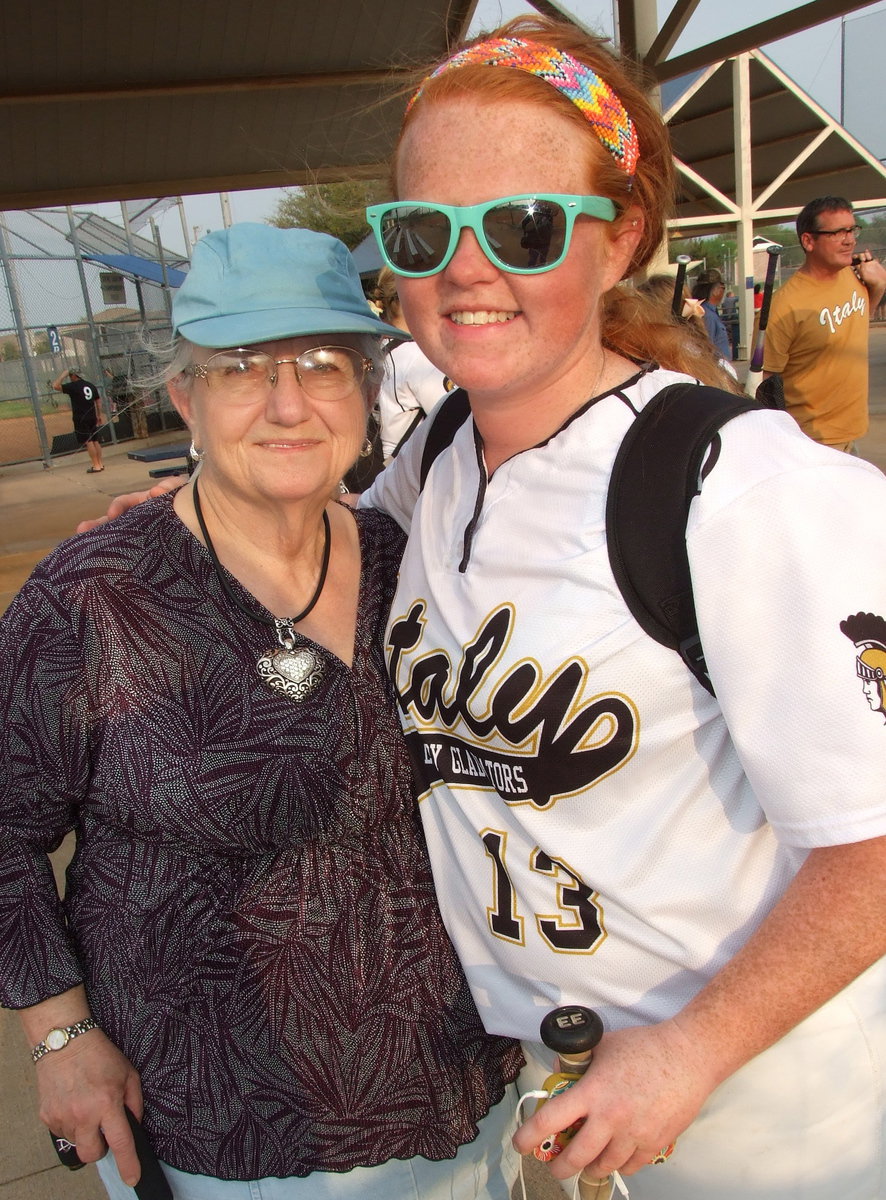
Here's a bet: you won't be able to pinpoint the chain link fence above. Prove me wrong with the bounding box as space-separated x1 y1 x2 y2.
0 208 187 467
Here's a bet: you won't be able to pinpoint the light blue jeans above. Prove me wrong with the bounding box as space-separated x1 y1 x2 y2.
96 1086 519 1200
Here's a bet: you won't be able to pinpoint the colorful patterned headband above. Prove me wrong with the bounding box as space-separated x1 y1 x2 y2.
408 37 640 179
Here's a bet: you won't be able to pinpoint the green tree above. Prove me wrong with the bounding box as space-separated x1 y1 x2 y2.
754 223 797 248
267 181 389 250
669 236 709 262
858 212 886 251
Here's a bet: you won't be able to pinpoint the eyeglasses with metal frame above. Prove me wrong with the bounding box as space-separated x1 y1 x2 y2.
366 194 617 278
187 346 374 403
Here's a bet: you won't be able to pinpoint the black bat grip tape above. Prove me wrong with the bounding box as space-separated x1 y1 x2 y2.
50 1107 172 1200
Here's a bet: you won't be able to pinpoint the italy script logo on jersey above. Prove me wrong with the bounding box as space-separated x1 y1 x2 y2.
819 289 865 335
841 611 886 722
387 602 639 808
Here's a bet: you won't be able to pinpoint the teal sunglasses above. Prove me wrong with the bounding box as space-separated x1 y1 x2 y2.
365 194 617 278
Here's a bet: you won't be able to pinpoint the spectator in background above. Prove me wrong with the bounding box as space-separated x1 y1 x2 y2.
763 196 886 452
373 267 448 462
720 289 739 359
634 274 735 381
51 367 104 472
690 269 731 361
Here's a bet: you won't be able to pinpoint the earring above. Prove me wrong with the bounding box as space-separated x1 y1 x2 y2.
188 441 203 463
359 437 374 458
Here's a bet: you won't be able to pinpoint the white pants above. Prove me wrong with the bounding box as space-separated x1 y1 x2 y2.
518 961 886 1200
97 1085 519 1200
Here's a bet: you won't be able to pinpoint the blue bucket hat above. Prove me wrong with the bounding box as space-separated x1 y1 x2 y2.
173 223 409 347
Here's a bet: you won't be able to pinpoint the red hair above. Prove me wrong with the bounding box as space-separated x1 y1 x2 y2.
394 16 673 278
392 15 740 391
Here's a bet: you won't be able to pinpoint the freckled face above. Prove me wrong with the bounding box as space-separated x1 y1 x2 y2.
394 97 636 409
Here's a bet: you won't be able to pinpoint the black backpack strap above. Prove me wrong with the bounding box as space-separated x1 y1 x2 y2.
419 388 472 491
391 407 428 459
606 383 760 695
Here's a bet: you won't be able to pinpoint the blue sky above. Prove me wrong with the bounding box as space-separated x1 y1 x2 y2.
101 1 886 254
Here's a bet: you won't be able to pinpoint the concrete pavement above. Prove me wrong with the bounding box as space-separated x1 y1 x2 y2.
1 330 885 1200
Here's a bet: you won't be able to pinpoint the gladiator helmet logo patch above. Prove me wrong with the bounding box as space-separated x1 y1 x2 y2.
840 612 886 722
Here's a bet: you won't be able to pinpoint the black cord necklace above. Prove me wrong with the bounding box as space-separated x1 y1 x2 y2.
191 477 331 701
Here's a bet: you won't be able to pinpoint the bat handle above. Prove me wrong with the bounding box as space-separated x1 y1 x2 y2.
533 1007 605 1164
672 255 691 317
49 1109 172 1200
540 1004 604 1068
125 1108 173 1200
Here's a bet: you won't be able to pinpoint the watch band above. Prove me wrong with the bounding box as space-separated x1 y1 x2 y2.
32 1018 99 1063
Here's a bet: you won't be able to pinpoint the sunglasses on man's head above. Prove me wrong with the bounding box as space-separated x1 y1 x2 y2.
366 194 617 278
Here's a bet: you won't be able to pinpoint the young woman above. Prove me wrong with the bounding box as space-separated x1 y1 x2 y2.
361 16 886 1199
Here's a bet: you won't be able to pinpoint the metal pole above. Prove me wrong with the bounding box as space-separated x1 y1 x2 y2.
733 54 755 362
0 213 52 467
120 201 136 254
177 196 192 259
134 279 147 323
66 205 117 445
150 216 173 318
840 15 845 127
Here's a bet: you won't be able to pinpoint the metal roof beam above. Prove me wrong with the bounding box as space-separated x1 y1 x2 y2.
644 0 701 68
447 0 480 42
1 68 409 106
754 127 834 207
0 162 393 213
525 0 576 21
652 0 876 82
674 157 740 213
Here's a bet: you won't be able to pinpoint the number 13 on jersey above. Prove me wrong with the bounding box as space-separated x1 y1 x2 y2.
481 828 606 953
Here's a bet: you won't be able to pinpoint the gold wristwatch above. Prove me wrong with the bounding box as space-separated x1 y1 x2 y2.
32 1018 99 1063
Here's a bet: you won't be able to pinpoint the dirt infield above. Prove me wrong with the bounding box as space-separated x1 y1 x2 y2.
0 410 77 463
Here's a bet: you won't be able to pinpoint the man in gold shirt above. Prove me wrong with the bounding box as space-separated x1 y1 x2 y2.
763 197 886 451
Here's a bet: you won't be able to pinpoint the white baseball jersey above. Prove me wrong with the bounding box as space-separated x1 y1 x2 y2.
362 365 886 1197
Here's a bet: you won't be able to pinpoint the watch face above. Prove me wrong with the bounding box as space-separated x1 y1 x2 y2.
46 1028 69 1051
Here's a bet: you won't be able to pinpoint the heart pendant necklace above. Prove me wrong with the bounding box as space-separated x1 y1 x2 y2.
192 479 330 701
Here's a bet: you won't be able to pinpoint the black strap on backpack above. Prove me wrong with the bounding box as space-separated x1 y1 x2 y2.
419 388 471 490
606 383 759 694
418 381 761 695
391 407 428 460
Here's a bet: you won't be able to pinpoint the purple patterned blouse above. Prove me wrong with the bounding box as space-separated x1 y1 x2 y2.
0 496 521 1179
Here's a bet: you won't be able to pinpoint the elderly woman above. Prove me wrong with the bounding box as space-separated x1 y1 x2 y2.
359 16 886 1200
0 224 521 1200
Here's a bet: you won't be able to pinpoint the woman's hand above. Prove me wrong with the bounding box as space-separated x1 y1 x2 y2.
36 1030 144 1184
76 478 184 533
517 837 886 1184
513 1019 718 1181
